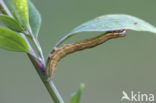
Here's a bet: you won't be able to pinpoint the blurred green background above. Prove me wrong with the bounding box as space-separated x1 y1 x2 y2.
0 0 156 103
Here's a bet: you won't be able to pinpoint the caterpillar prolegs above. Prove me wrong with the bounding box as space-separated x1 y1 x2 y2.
46 30 126 81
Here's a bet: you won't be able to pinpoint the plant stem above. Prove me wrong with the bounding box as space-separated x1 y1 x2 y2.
28 54 64 103
49 81 65 103
27 26 46 68
0 1 64 103
0 0 13 17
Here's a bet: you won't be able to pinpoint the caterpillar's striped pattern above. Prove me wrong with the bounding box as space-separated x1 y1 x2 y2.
46 30 126 80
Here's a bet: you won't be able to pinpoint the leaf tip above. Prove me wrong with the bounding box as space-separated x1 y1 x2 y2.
80 83 85 89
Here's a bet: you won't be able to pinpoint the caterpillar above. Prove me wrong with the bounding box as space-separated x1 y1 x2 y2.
46 30 126 81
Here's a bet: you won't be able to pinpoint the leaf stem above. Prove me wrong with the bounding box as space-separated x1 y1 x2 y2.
51 33 71 54
27 26 46 68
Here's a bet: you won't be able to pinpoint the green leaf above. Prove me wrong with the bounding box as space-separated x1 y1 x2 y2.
4 0 29 28
54 14 156 47
28 0 41 38
69 14 156 36
70 83 85 103
0 14 23 32
0 27 29 52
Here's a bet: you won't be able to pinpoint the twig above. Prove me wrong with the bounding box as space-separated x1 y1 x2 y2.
28 54 64 103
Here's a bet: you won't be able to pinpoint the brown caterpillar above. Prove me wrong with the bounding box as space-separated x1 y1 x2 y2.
46 30 126 81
